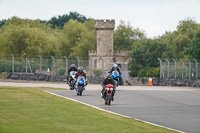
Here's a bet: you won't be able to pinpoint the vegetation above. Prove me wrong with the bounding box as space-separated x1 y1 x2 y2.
0 12 96 59
0 12 200 77
0 86 178 133
93 68 103 77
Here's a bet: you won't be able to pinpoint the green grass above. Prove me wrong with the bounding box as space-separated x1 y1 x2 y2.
0 86 178 133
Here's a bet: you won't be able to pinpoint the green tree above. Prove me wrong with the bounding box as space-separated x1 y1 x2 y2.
159 18 200 58
48 12 87 28
114 20 146 50
184 30 200 59
0 17 60 57
0 19 6 28
128 39 173 77
61 19 96 59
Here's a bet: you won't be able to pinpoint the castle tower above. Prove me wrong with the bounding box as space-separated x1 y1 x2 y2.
89 19 130 79
95 19 115 70
95 20 115 56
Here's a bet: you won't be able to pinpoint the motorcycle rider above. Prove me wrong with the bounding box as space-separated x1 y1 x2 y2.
108 63 121 86
67 64 78 84
101 75 116 101
108 63 121 75
75 67 88 86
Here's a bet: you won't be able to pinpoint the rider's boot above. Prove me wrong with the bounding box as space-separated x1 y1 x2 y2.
101 90 104 98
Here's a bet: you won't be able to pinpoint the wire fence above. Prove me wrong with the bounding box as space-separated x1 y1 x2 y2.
159 58 200 80
0 55 130 85
0 55 114 83
0 56 88 74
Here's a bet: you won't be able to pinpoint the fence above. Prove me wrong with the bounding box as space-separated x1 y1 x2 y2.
0 55 107 83
158 58 200 80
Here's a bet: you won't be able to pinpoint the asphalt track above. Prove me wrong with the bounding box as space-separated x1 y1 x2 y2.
1 81 200 133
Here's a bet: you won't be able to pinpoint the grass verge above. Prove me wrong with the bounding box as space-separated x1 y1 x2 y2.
0 86 179 133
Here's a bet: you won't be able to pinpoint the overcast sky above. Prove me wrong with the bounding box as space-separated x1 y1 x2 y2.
0 0 200 38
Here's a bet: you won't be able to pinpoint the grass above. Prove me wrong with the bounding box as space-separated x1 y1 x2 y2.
0 86 179 133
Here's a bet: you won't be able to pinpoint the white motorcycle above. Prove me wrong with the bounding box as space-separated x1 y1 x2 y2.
68 71 77 90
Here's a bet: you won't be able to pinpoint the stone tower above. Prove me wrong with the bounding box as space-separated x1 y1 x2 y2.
95 19 115 57
89 19 130 79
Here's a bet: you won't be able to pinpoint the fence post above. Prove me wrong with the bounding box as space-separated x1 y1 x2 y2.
180 59 184 79
172 58 176 79
99 57 104 77
158 58 163 78
89 57 92 77
51 56 55 82
76 56 80 68
193 59 198 79
38 55 42 73
24 54 28 73
165 58 169 78
64 56 68 74
186 58 191 80
10 54 14 73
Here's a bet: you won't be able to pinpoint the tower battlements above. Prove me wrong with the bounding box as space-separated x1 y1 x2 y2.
95 19 115 29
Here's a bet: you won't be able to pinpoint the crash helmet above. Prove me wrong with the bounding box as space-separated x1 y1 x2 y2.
112 64 118 69
71 64 75 68
107 74 111 79
78 67 83 73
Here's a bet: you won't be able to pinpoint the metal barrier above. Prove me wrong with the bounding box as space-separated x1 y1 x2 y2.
158 58 199 80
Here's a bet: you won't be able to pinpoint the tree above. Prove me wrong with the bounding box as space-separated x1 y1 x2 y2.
114 20 146 50
0 19 6 28
128 39 173 77
184 30 200 59
0 17 60 57
159 18 200 58
61 19 96 59
48 12 87 28
70 19 96 59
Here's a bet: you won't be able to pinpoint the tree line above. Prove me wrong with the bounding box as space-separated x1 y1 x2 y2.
0 12 200 77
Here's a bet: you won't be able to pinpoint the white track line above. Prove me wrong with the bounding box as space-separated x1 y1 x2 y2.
44 90 185 133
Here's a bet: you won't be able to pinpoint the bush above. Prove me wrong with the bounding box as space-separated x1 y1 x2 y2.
0 60 12 72
93 69 102 77
56 67 66 75
145 67 160 77
138 67 160 77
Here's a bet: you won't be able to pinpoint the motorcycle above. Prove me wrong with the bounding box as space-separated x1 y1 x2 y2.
68 71 77 90
111 70 119 86
75 76 86 96
103 84 114 105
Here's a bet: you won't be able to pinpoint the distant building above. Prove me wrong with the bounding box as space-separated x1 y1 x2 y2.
88 19 130 81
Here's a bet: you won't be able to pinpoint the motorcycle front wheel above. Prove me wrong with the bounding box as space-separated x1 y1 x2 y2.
107 95 112 105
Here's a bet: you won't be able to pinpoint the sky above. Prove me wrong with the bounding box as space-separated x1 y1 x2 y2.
0 0 200 38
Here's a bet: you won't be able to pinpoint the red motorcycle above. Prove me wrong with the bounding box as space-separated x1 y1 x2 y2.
103 84 114 105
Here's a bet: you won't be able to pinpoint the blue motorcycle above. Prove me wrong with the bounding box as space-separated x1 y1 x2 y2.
111 70 119 86
75 76 86 96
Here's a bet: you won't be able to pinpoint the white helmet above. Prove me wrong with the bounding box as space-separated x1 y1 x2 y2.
113 64 118 69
